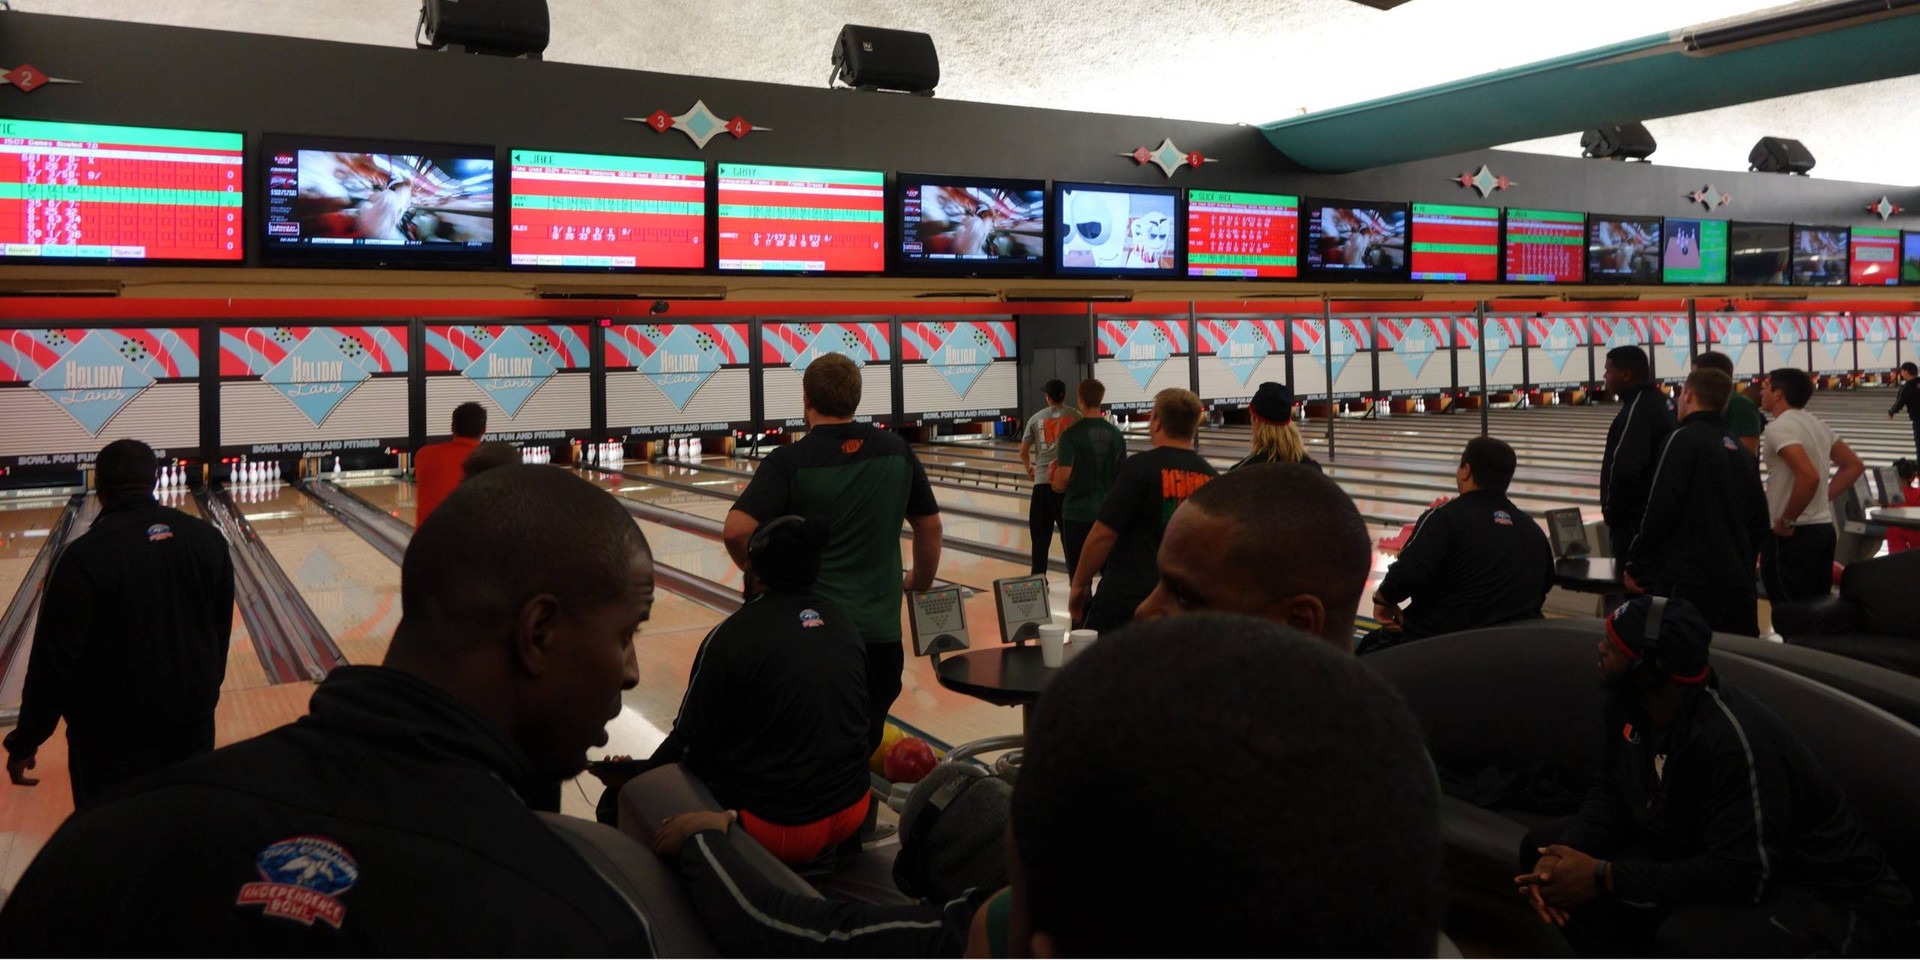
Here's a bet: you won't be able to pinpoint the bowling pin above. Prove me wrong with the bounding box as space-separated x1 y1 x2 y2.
333 456 342 477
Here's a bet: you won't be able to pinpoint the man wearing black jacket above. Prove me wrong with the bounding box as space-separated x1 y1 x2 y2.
1892 362 1920 460
1516 597 1912 956
1600 346 1676 551
0 467 659 953
4 439 233 806
1359 437 1553 654
1625 369 1769 636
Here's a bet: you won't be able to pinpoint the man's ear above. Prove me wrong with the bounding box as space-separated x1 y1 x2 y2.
1273 594 1330 648
511 594 563 678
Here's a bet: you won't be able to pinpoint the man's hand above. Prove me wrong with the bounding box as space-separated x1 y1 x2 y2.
652 809 736 859
7 752 39 787
1622 569 1646 596
1518 844 1604 909
1514 850 1569 926
1025 465 1035 481
587 755 639 793
1069 581 1092 625
1371 598 1403 630
1772 518 1796 538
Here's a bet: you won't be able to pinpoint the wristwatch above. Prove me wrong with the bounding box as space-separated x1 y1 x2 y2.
1593 860 1610 897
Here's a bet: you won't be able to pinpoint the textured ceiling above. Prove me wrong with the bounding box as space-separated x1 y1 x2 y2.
12 0 1917 185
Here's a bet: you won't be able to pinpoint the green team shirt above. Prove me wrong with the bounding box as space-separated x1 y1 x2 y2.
1055 416 1128 523
1726 392 1763 443
733 422 940 643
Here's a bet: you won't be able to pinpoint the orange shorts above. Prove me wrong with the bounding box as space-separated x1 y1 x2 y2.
739 792 872 865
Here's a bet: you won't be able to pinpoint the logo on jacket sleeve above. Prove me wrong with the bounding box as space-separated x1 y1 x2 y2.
1492 510 1513 526
146 523 173 542
799 608 824 628
235 835 360 929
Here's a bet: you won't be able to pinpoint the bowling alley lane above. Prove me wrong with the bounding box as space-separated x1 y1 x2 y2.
229 483 405 667
0 496 84 713
167 491 271 693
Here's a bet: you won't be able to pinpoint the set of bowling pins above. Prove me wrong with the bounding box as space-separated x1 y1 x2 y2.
582 442 625 469
231 457 277 487
151 462 191 494
521 445 552 464
664 438 701 459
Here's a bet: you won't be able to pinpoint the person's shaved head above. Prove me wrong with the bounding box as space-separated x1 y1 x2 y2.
391 465 653 781
1135 463 1372 649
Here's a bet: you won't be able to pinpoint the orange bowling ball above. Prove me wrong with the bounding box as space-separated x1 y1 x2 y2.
883 737 938 784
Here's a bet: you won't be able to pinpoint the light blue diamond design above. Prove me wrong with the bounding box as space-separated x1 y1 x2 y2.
1116 324 1170 391
1219 322 1269 387
30 331 153 435
1865 322 1888 348
1664 324 1692 371
929 324 993 397
1818 322 1847 365
1326 324 1359 382
1395 322 1436 378
1773 322 1800 353
640 326 719 411
792 325 870 371
1720 323 1750 369
462 328 556 418
262 332 369 427
1483 322 1511 373
1604 322 1637 352
1542 318 1577 375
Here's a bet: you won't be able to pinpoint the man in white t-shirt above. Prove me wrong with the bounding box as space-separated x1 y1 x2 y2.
1758 368 1865 603
1020 379 1080 575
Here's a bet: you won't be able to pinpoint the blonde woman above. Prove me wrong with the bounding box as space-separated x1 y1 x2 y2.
1232 382 1319 472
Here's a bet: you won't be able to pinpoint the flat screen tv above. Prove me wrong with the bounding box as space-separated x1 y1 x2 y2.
1586 215 1662 284
1 117 245 264
1051 181 1180 278
507 149 705 271
1502 208 1585 283
715 162 885 273
1849 227 1900 286
1409 202 1499 282
1186 189 1299 279
896 173 1045 274
260 133 496 267
1904 231 1920 285
1726 221 1790 286
1301 197 1408 281
1661 218 1728 284
1791 225 1848 286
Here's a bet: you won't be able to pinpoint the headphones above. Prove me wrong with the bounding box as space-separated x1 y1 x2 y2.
1630 595 1668 679
893 762 992 899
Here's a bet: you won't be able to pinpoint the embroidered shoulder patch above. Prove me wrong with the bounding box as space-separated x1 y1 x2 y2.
146 523 173 542
235 835 360 929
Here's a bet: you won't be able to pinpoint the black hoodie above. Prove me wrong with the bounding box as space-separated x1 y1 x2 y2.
0 666 655 954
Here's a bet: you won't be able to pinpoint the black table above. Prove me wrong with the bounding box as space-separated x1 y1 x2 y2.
1553 557 1630 616
1870 507 1920 530
934 644 1079 731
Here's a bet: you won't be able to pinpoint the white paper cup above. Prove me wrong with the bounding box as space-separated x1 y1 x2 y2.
1039 624 1067 668
1068 629 1098 649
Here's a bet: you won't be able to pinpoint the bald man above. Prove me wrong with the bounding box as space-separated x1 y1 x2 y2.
0 467 659 953
1133 462 1374 650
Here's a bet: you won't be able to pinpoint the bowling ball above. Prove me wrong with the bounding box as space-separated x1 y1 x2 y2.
884 737 938 784
870 723 906 775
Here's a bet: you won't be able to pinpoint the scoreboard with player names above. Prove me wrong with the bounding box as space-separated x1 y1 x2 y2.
1186 190 1299 279
1503 208 1585 283
508 150 705 270
0 118 244 263
716 163 885 273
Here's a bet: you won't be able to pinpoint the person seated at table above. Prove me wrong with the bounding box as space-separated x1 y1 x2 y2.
1358 437 1553 655
642 515 871 866
1133 462 1372 649
1231 381 1319 472
1515 597 1912 957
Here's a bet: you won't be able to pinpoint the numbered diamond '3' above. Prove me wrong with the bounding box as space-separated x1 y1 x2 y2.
640 326 719 411
1116 325 1170 391
1396 322 1436 378
1219 323 1269 387
462 328 556 418
30 331 154 435
930 325 991 397
263 332 368 427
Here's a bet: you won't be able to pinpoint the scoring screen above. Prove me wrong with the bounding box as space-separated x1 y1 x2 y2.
716 163 885 272
1186 190 1298 279
509 150 705 269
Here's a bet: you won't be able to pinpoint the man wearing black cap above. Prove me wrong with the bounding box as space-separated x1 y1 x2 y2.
643 515 871 866
1020 379 1080 575
1600 346 1677 551
1515 597 1911 956
5 438 233 806
1358 437 1553 654
1234 381 1318 472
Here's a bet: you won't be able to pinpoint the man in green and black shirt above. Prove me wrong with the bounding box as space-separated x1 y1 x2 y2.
1050 378 1126 582
1068 387 1216 633
1692 351 1762 456
726 352 942 752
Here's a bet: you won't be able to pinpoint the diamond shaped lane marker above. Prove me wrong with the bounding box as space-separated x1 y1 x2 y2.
791 325 870 371
262 332 369 427
1219 322 1269 387
1543 318 1578 375
31 331 154 435
1720 324 1750 369
1484 322 1512 373
1326 324 1358 382
1819 322 1848 364
929 324 993 397
462 328 556 418
1116 324 1170 391
639 325 719 411
5 64 50 93
1396 322 1436 378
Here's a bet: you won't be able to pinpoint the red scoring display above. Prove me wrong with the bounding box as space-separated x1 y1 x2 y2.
1410 203 1500 282
1186 190 1299 279
1503 208 1586 283
509 150 705 269
0 118 244 262
716 163 885 272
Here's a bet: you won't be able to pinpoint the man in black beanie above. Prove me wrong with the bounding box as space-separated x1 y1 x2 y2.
1516 596 1911 956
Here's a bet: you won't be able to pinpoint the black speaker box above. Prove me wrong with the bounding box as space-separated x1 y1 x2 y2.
832 25 939 94
422 0 550 58
1749 137 1816 175
1580 122 1657 160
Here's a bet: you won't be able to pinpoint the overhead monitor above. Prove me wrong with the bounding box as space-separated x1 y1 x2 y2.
1849 227 1900 286
1791 226 1848 286
1052 181 1180 278
1905 232 1920 285
1727 221 1791 286
1408 203 1499 282
1186 190 1299 279
1301 197 1408 281
0 118 244 264
507 149 705 270
1585 215 1662 284
1661 218 1728 284
897 173 1045 274
261 134 496 267
715 163 885 273
1501 208 1585 283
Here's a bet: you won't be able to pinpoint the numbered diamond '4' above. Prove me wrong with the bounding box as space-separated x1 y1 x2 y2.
929 324 992 397
1219 322 1269 387
262 332 369 427
640 326 720 411
462 328 556 418
1396 322 1436 378
30 331 155 435
1116 324 1170 391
